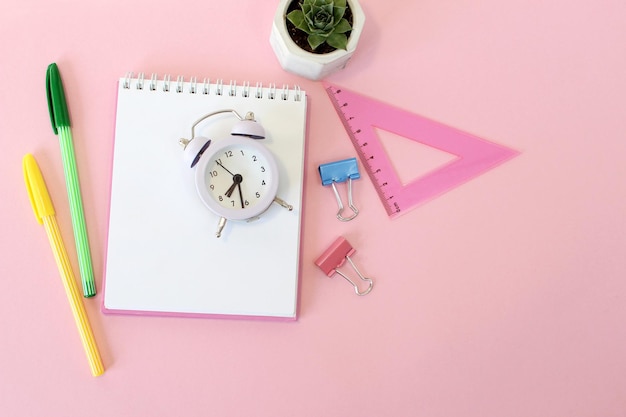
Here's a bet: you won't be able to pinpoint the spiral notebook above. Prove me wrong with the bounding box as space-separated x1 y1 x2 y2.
103 73 307 319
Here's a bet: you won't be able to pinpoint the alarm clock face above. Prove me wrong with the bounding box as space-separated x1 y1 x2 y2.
195 136 280 221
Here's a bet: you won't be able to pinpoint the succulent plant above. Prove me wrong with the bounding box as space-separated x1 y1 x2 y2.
287 0 352 51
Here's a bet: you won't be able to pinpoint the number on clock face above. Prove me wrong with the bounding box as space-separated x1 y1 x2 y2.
204 145 272 210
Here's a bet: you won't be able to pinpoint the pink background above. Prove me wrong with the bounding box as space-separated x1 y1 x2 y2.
1 0 625 416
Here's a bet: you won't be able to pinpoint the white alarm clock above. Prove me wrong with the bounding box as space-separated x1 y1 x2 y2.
179 110 292 238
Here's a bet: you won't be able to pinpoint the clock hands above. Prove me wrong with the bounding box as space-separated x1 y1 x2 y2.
225 174 244 203
237 182 245 209
213 162 245 237
216 160 235 176
218 160 241 199
225 181 237 198
203 142 291 238
215 158 247 209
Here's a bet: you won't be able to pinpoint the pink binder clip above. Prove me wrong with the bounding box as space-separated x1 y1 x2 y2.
315 236 374 296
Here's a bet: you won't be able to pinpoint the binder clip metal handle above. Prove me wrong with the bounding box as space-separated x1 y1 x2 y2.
319 158 360 222
331 179 358 222
315 236 374 296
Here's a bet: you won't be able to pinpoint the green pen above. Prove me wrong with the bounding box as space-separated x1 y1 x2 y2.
46 63 96 297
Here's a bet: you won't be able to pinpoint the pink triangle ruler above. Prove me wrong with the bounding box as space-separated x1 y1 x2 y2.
324 83 520 219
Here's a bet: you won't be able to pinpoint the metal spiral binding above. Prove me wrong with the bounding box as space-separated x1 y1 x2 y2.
149 73 157 91
136 73 145 90
242 81 250 98
123 72 132 89
281 84 289 101
121 73 303 101
215 79 223 96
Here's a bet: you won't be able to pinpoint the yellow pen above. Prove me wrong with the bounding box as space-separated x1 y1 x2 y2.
23 154 104 377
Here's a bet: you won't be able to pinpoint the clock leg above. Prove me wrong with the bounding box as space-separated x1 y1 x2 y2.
215 216 227 238
273 197 293 211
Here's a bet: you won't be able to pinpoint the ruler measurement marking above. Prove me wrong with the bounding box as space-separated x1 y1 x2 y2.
325 83 520 218
327 85 400 216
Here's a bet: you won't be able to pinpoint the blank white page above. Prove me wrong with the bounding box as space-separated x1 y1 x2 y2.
103 75 307 319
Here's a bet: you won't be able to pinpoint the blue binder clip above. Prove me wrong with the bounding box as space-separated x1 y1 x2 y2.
318 157 360 221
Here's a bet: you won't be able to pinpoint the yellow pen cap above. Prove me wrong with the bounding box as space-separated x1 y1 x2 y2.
23 154 55 224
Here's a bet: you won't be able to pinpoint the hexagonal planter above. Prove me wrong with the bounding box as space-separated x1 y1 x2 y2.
270 0 366 81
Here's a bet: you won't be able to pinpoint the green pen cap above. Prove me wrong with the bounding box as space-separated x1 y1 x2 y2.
46 63 71 134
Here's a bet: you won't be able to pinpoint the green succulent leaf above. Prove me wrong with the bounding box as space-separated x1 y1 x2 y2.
307 34 327 50
287 10 312 33
333 18 352 34
326 32 348 50
289 0 353 51
333 6 346 22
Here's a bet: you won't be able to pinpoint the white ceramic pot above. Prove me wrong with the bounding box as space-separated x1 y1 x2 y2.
270 0 365 81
